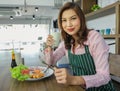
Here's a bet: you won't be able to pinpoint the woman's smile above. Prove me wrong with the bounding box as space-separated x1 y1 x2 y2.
67 28 75 32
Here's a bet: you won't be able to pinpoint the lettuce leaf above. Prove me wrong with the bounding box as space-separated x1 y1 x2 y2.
10 64 29 81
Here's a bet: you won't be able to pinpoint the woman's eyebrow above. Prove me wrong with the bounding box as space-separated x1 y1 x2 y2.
62 15 77 19
71 15 77 18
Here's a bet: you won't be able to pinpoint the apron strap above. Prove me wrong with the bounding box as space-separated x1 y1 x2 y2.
84 45 90 54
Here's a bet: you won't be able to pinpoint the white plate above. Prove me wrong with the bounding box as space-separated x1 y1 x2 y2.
26 66 54 81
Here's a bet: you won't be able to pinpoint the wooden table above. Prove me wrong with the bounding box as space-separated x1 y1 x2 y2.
0 61 85 91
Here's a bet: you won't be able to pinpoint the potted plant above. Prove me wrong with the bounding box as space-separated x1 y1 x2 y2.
91 4 101 11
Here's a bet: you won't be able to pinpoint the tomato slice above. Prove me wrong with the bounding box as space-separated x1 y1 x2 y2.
21 69 30 75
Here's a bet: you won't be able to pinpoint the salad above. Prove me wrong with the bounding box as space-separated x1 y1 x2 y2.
10 64 30 81
10 64 45 81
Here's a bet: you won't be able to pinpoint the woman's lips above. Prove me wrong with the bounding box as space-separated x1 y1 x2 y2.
67 28 74 32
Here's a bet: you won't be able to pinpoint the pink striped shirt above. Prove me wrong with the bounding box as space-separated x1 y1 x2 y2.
45 30 111 89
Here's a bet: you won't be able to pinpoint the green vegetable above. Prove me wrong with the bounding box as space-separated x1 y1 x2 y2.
10 64 30 81
91 4 101 11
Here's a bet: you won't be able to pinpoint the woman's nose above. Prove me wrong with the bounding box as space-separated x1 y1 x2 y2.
66 21 72 27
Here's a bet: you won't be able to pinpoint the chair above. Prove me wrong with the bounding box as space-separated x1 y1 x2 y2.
108 53 120 83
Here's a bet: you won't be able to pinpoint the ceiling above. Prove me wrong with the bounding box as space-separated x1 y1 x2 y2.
0 0 72 20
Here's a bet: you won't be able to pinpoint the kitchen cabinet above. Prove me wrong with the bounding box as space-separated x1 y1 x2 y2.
85 1 120 54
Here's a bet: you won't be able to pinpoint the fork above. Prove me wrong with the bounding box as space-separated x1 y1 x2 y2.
43 66 49 73
42 61 57 70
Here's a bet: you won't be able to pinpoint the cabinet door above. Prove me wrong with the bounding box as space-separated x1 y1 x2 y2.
75 0 97 14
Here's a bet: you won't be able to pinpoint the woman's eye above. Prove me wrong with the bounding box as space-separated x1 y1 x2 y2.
62 19 66 22
71 17 76 20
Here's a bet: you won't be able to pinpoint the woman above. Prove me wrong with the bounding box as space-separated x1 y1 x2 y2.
44 2 116 91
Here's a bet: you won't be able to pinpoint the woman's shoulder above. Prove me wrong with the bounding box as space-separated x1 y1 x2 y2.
89 29 100 35
88 30 103 40
85 30 109 54
85 30 104 45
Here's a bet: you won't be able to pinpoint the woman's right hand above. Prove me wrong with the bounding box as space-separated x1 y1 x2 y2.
46 35 55 47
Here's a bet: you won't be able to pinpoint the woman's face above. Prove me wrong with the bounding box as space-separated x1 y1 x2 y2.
61 9 80 37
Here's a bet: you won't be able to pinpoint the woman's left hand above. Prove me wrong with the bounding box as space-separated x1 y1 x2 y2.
54 67 72 85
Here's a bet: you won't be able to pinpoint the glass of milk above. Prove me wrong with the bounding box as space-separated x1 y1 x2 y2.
51 28 61 48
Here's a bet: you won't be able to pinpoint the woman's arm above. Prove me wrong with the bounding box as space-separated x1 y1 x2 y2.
44 41 66 65
54 67 86 87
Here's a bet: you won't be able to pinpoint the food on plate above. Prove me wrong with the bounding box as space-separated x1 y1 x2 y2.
21 69 30 75
10 64 45 81
10 64 30 81
29 69 44 79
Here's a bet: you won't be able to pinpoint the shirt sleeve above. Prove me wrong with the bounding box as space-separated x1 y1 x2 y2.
44 41 66 65
82 30 111 89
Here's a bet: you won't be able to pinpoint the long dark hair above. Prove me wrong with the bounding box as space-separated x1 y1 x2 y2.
58 2 90 49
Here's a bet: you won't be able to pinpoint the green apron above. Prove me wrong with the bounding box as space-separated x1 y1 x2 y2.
68 45 116 91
